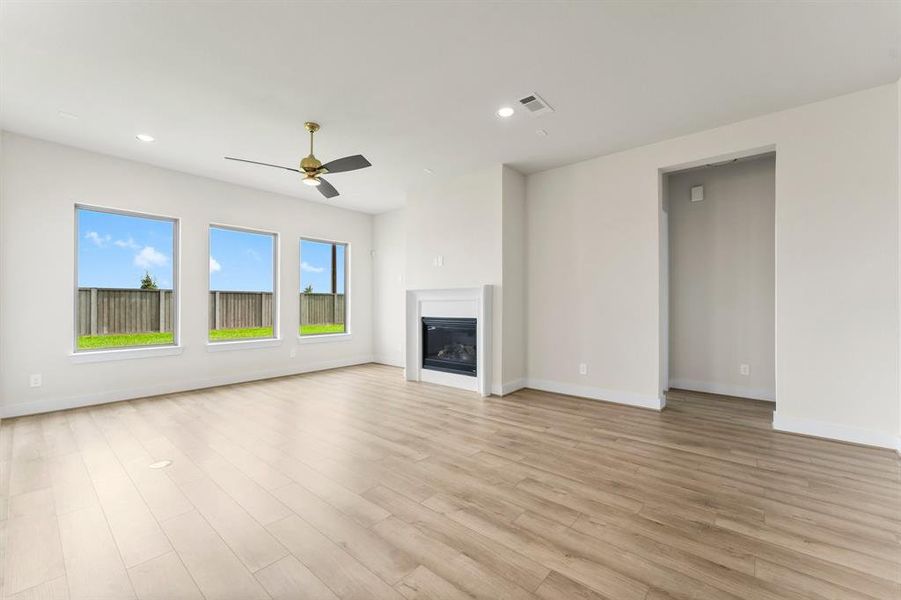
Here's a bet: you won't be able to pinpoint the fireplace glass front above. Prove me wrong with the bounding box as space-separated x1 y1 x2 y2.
421 317 477 377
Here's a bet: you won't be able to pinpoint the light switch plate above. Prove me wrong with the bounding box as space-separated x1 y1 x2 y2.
691 185 704 202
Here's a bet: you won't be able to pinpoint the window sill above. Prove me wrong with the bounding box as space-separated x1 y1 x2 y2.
206 338 282 352
297 332 353 344
70 345 184 363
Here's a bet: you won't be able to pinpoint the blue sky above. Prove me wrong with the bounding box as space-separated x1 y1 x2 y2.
77 208 174 289
301 240 345 294
209 227 274 292
78 209 345 293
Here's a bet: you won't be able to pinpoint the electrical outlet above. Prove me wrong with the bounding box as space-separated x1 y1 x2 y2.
579 363 587 375
739 364 750 376
289 348 297 359
29 373 42 388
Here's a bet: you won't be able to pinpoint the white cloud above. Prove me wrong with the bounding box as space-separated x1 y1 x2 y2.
301 261 324 273
85 231 111 247
114 237 140 249
210 257 222 273
245 248 261 262
134 246 167 269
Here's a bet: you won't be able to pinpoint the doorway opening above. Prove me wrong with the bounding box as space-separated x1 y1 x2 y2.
662 152 776 404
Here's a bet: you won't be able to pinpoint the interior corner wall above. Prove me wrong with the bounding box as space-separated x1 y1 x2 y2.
501 166 527 391
527 83 901 447
0 132 375 417
372 209 406 367
667 155 776 402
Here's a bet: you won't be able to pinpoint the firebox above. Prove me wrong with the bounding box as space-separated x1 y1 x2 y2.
421 317 477 377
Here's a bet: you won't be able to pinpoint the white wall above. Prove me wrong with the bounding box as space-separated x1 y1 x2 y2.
0 132 374 417
527 83 900 447
372 209 406 367
501 166 526 389
667 155 775 401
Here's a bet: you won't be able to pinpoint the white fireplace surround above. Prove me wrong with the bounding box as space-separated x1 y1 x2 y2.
405 286 492 396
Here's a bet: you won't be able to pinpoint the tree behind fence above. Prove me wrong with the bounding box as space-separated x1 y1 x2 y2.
77 288 344 336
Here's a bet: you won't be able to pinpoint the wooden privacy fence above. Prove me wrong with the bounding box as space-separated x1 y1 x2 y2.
209 291 273 330
301 293 345 327
78 288 174 336
77 288 345 336
209 292 344 330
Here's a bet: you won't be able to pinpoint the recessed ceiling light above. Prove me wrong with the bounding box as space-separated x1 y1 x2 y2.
423 168 434 175
496 106 515 118
536 129 548 137
135 134 155 143
58 110 79 120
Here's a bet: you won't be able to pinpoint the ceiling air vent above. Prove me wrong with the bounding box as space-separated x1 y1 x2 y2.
518 93 554 117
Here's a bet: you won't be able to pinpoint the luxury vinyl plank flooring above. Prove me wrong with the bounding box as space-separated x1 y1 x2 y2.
0 364 899 600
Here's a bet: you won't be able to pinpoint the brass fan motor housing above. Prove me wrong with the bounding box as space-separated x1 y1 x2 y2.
300 155 322 172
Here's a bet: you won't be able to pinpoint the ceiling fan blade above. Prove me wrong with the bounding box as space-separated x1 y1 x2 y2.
224 157 300 173
320 154 371 174
316 177 340 199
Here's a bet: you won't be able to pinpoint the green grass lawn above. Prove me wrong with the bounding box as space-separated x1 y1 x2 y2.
209 327 274 341
77 331 175 349
78 323 345 349
300 323 345 335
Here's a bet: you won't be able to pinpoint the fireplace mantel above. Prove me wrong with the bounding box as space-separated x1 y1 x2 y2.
405 286 492 396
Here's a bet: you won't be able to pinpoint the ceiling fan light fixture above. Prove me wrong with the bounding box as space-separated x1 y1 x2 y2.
225 122 370 201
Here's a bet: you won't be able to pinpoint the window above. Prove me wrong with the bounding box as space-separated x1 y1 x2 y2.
300 239 347 336
209 226 277 342
75 206 177 351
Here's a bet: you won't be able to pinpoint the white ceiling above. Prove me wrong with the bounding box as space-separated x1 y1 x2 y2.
2 2 899 213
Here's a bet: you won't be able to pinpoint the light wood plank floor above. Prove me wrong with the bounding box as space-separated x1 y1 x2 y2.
0 364 899 600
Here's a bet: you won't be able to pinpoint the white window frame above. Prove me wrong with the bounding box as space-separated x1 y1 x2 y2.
72 204 180 357
207 223 280 349
298 237 351 342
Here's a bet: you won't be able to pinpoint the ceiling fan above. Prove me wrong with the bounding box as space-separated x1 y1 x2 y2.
225 122 371 199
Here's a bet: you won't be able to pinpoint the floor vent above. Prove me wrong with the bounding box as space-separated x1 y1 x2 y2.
518 93 554 116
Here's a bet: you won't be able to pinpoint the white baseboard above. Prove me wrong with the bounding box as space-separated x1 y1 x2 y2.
773 411 900 451
668 378 775 402
1 355 374 418
525 378 665 411
373 354 405 368
491 378 527 396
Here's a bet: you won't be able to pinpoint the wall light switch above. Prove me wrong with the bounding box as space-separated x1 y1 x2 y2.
29 373 42 388
579 363 588 375
289 348 297 359
437 255 444 267
691 185 704 202
739 364 750 376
